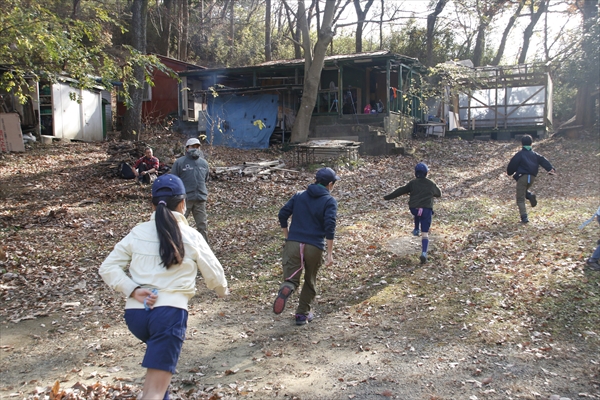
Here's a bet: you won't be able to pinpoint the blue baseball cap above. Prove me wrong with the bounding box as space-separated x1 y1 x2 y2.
315 167 340 184
415 162 428 173
152 175 186 197
415 162 429 178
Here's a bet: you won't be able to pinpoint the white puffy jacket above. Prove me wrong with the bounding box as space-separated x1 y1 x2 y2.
99 211 227 310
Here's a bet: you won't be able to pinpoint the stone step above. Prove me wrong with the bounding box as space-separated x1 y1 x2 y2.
314 124 373 136
310 122 398 156
338 114 385 125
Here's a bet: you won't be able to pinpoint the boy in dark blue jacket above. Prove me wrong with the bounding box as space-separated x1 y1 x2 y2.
273 167 339 325
506 135 555 223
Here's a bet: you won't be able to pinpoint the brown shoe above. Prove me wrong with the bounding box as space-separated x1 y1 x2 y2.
273 285 293 314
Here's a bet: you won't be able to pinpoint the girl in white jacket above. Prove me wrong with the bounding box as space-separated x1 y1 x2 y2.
99 175 228 399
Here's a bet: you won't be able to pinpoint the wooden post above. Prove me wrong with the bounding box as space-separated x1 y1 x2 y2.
386 59 391 117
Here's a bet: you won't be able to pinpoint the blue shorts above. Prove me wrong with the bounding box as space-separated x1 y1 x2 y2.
124 307 188 373
410 207 433 233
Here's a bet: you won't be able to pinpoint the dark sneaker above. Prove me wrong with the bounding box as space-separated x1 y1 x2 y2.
520 214 529 223
529 193 537 208
295 312 314 325
273 285 293 314
586 259 600 271
412 229 420 236
420 252 427 264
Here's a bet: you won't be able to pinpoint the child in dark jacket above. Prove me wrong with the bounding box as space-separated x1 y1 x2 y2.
581 206 600 271
506 135 555 223
273 167 340 325
384 162 442 264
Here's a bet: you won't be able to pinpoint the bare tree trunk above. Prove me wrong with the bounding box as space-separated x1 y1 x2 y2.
284 4 302 59
379 0 384 50
160 0 173 57
518 0 548 64
121 0 148 141
472 23 487 67
471 0 507 67
71 0 81 18
229 0 235 48
575 0 597 128
299 0 311 76
293 26 302 58
353 0 374 53
290 0 336 143
426 0 447 67
176 0 183 59
181 0 189 60
200 0 204 45
492 0 524 65
265 0 272 61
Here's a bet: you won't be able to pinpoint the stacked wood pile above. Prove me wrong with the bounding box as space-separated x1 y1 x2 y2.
211 160 297 180
100 141 149 177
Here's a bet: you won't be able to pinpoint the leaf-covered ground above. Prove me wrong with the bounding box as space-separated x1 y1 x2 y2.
0 131 599 400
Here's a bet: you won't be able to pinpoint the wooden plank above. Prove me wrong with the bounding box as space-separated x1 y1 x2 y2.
243 160 282 167
312 136 359 142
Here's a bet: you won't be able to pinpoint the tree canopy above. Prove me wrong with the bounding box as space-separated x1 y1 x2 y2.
1 0 597 128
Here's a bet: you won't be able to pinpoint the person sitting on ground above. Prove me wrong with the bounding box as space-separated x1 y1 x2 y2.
133 147 159 185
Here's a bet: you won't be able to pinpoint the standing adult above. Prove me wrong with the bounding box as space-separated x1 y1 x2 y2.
171 138 210 242
506 135 555 223
273 167 340 325
99 175 228 400
133 147 159 185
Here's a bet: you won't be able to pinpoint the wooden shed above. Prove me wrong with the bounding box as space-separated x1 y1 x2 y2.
115 55 205 129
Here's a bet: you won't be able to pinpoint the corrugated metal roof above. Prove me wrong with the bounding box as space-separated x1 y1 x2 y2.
180 51 422 76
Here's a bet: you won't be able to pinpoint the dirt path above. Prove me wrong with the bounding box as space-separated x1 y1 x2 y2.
1 133 599 399
2 291 598 399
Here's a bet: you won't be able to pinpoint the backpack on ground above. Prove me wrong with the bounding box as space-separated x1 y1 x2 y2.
118 162 136 179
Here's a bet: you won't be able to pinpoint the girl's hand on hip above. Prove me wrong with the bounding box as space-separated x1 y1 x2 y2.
132 288 158 309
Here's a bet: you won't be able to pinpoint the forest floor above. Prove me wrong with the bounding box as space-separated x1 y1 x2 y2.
0 131 599 400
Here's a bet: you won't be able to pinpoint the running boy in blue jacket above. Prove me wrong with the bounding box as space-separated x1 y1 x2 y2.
273 167 339 325
384 162 442 264
506 135 555 223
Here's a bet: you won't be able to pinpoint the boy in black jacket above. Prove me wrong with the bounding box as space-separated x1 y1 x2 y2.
384 162 441 264
506 135 555 223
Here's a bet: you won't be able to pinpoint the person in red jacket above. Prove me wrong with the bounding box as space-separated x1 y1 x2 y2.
133 147 159 185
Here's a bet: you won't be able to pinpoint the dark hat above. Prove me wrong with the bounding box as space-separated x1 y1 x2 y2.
415 162 429 173
415 162 429 178
152 175 186 197
521 135 532 146
315 167 340 184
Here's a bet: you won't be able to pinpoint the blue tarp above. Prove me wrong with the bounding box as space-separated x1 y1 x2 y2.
206 94 278 149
